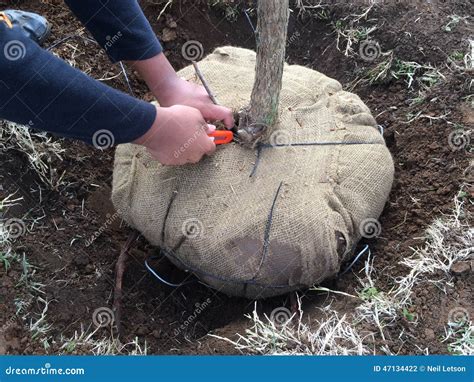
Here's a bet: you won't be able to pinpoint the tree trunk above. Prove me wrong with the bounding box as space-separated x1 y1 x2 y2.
238 0 290 144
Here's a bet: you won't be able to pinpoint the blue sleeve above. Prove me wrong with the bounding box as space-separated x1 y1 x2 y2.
0 22 156 145
64 0 163 63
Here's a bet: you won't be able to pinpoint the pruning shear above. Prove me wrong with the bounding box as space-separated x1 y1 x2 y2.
208 130 234 145
192 61 234 146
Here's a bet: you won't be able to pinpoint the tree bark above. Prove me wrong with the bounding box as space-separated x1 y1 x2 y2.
238 0 290 144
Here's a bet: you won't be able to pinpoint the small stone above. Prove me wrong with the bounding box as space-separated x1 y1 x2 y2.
166 19 177 29
424 328 435 341
73 253 90 268
161 28 177 42
7 337 20 351
451 261 471 275
85 264 95 273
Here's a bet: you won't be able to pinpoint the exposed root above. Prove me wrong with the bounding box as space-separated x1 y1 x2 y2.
113 231 138 338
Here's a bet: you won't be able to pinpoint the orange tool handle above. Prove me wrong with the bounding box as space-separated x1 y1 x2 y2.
0 12 13 28
208 130 233 145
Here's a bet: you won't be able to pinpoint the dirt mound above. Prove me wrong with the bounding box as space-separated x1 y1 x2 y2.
1 0 471 355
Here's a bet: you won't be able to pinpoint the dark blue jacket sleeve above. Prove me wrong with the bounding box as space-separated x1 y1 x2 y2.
0 22 156 145
64 0 163 63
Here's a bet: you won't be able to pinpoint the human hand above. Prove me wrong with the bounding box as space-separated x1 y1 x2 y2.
129 53 234 129
155 76 234 129
134 104 216 166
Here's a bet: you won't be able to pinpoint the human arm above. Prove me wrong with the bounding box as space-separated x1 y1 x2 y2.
0 21 214 165
65 0 234 128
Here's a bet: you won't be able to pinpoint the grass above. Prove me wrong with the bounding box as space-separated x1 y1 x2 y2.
0 251 19 272
397 196 472 292
1 193 52 351
211 301 370 355
443 14 469 33
333 21 378 58
444 321 473 355
208 0 241 22
295 0 326 15
450 51 465 61
329 4 381 60
0 121 66 190
352 55 446 107
60 327 148 355
29 297 53 350
17 254 46 295
447 39 474 73
0 194 22 271
390 59 445 89
1 190 147 354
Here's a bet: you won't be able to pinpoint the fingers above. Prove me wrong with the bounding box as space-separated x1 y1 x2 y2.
205 124 216 134
205 138 216 155
203 126 216 156
205 105 235 129
186 123 216 163
203 124 216 155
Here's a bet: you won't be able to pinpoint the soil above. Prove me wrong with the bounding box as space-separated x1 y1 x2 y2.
1 0 472 355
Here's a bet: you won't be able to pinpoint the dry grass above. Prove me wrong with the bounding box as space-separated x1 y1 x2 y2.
211 301 370 355
60 327 148 355
0 121 66 189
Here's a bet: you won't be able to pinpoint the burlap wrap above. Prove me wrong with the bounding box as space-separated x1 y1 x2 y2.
112 46 394 299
